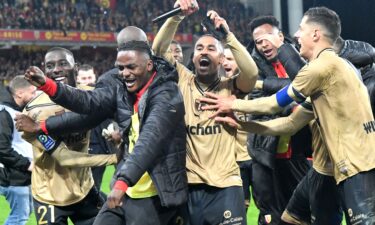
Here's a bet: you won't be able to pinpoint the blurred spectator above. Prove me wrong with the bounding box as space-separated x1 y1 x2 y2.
0 0 259 83
0 0 256 43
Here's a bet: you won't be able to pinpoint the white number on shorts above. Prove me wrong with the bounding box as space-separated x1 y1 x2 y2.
37 205 55 224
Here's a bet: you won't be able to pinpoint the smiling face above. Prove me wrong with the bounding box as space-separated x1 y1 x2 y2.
170 43 183 63
115 50 153 93
193 35 224 78
294 16 316 61
253 23 284 62
223 48 238 78
44 50 76 87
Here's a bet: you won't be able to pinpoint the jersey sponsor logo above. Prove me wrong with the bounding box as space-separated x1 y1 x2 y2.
186 124 222 135
348 208 353 217
363 120 375 134
62 132 86 144
223 210 232 219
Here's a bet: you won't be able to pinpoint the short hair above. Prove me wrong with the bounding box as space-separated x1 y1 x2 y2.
171 40 181 46
79 64 94 72
248 15 280 34
47 47 74 58
196 34 224 54
8 75 32 95
304 7 341 44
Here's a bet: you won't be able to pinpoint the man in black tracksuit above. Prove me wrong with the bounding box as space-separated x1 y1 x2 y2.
22 26 188 225
247 16 311 225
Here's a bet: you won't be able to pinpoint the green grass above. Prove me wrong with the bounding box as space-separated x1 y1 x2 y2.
1 166 259 224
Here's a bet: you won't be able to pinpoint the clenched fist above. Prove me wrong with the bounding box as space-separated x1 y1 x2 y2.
24 66 46 87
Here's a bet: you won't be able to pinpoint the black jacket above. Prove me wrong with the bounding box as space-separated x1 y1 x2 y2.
45 57 188 207
248 43 312 169
0 86 31 186
338 39 375 116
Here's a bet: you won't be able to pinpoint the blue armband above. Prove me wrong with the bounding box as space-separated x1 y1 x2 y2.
37 133 57 152
276 85 294 107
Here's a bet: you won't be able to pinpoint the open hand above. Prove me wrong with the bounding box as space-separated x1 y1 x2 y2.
24 66 46 88
214 115 240 129
199 92 236 118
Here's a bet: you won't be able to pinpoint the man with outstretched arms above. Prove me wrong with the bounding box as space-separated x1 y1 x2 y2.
152 0 258 224
201 7 375 224
218 99 343 225
17 47 117 225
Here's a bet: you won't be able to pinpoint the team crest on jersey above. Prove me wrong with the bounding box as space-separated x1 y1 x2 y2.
265 214 272 224
194 99 205 112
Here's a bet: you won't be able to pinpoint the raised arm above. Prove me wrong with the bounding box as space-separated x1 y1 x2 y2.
152 16 183 63
224 28 258 93
24 66 119 115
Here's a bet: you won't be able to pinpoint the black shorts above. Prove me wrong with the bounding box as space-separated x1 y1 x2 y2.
185 184 246 225
93 195 185 225
338 169 375 225
285 168 342 225
251 158 310 225
33 186 104 225
238 160 252 201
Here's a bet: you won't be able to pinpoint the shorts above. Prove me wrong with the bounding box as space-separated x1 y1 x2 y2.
285 168 342 225
185 184 246 225
33 186 104 225
338 168 375 225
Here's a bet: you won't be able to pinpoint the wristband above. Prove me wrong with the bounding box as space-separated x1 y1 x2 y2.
113 180 128 192
39 120 48 135
39 77 58 96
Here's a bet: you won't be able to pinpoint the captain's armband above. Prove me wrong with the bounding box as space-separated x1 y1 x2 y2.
276 85 294 107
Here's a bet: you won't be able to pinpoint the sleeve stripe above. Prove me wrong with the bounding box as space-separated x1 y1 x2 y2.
291 86 306 103
276 85 294 107
300 101 313 111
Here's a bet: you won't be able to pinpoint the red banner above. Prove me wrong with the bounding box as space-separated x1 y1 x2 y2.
0 29 193 45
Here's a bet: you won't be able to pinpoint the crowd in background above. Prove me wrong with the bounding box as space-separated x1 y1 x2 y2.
0 0 255 36
0 0 257 84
